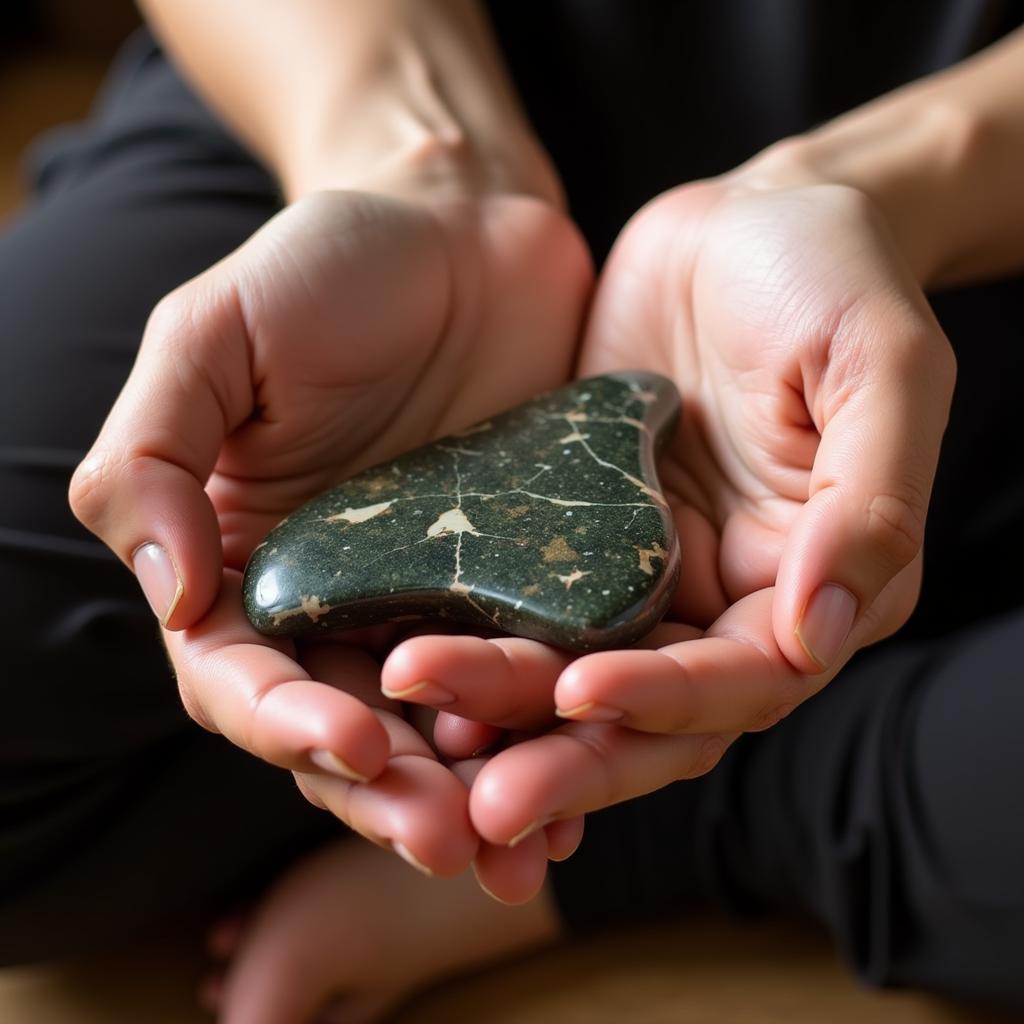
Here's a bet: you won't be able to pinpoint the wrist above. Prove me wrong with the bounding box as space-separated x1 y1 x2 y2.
730 89 985 288
285 126 565 211
277 30 564 209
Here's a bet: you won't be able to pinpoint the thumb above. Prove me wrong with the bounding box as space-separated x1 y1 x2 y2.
774 305 956 673
69 276 251 629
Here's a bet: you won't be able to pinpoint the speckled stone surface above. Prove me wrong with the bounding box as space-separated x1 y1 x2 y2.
243 372 681 652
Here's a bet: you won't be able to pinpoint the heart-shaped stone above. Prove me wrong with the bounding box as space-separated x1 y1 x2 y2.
243 372 680 652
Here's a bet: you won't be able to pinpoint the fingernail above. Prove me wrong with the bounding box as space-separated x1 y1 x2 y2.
472 863 515 905
507 815 554 848
391 841 434 877
310 748 370 783
795 583 858 671
132 542 183 626
381 679 456 705
555 701 624 723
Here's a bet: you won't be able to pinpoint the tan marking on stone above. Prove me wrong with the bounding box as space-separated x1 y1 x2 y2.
637 542 668 576
522 583 541 596
450 580 473 596
271 594 333 626
565 411 589 422
325 501 393 525
427 507 479 538
557 430 591 444
555 567 591 590
359 473 397 496
541 536 579 563
574 525 587 535
506 504 531 518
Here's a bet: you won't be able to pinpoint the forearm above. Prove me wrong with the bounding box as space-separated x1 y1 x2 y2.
737 27 1024 289
139 0 560 205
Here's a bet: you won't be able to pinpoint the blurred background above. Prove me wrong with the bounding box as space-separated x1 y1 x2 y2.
0 7 1019 1022
0 0 138 214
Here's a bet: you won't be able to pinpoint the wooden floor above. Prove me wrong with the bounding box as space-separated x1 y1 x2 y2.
0 47 1015 1024
2 916 1015 1024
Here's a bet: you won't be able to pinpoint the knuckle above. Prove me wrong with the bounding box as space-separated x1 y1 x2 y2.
567 728 620 805
146 288 194 343
748 701 797 733
243 680 277 757
897 324 958 402
658 657 697 734
686 735 729 779
68 450 112 526
866 491 926 572
747 677 811 733
70 451 160 529
933 337 958 405
176 677 217 734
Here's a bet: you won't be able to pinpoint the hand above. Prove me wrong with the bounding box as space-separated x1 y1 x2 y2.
383 173 956 852
69 185 592 882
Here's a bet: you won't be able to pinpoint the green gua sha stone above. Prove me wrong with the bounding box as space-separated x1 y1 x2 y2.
243 372 681 652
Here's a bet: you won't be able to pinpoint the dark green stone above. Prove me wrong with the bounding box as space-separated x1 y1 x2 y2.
242 372 681 652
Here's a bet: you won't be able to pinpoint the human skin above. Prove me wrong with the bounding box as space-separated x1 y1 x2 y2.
69 0 591 898
69 4 1024 900
383 26 1024 857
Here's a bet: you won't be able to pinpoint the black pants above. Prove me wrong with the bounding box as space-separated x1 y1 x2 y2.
1 30 1022 1009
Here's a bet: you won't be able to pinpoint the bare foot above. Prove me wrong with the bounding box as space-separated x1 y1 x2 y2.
205 836 564 1023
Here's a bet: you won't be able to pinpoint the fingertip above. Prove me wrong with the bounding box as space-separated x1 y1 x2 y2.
545 815 585 862
433 711 502 760
553 649 667 719
552 654 610 717
304 699 392 782
792 582 858 672
368 756 479 878
381 633 499 696
469 750 555 847
473 834 550 905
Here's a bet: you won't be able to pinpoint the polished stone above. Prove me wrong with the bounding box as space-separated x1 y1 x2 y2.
243 372 681 652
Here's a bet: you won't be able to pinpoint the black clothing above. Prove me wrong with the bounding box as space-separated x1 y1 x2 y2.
1 4 1022 1007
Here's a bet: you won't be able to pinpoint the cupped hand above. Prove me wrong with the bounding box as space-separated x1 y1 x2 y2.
69 186 592 881
386 173 956 852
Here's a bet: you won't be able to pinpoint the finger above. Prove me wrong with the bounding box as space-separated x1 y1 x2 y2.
69 278 252 630
433 711 504 760
554 592 823 734
545 815 585 862
453 756 549 903
298 689 478 878
472 832 550 905
452 760 583 867
302 754 478 878
382 634 571 730
469 722 729 846
774 298 956 672
165 572 390 781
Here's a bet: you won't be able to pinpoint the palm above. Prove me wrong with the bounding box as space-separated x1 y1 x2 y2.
119 188 593 891
579 181 920 629
388 178 951 872
204 190 591 570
